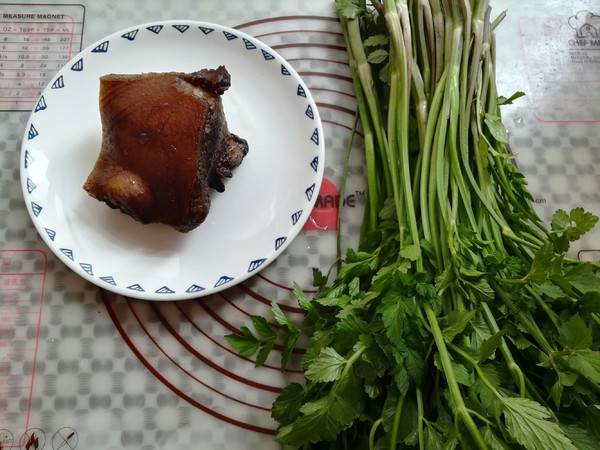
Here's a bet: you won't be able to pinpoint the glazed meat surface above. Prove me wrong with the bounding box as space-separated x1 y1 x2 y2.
83 66 249 233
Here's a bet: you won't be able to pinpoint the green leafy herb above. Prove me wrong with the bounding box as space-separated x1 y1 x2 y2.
304 347 347 382
334 0 364 20
226 1 600 448
501 397 577 450
497 91 526 105
552 207 599 243
367 48 389 64
559 314 593 351
484 113 510 143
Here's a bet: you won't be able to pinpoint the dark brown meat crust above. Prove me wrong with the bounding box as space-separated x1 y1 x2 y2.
83 66 248 233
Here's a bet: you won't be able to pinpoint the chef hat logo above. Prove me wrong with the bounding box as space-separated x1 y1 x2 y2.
568 10 600 38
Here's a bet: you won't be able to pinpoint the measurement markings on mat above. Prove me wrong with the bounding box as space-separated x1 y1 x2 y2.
0 4 84 111
0 250 47 447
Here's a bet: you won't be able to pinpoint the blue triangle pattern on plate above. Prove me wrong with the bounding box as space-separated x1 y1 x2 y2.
24 150 34 168
311 128 319 145
127 284 145 292
305 105 314 119
297 84 306 97
291 210 303 225
100 276 116 285
51 75 64 89
261 49 274 60
248 258 267 273
91 41 109 53
60 248 74 261
155 286 175 293
275 237 287 251
70 58 83 71
121 29 138 41
26 178 35 193
214 276 234 288
305 183 316 201
281 65 291 76
79 263 93 276
172 24 189 33
243 38 256 49
223 30 237 40
27 124 38 139
45 228 56 241
34 96 47 112
310 156 319 172
186 284 205 293
199 26 214 35
31 202 42 217
146 25 163 34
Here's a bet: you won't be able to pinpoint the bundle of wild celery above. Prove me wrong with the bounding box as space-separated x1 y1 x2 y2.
227 1 600 448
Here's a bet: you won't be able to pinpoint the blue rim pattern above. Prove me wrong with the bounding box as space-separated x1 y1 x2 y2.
22 22 323 299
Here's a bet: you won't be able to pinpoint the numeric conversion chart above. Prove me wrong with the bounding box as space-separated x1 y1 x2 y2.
0 4 84 111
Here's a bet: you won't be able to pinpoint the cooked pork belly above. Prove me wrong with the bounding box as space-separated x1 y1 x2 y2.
83 66 248 233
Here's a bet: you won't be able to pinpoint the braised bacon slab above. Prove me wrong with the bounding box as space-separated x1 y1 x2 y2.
83 66 248 233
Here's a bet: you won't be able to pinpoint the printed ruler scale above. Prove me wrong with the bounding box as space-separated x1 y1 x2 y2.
0 250 47 449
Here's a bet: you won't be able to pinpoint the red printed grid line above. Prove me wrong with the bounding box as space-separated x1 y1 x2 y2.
0 250 47 441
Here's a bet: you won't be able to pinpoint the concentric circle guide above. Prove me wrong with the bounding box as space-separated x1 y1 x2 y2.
103 15 367 436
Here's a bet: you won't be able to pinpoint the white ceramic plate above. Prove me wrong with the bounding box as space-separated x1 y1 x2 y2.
20 20 324 301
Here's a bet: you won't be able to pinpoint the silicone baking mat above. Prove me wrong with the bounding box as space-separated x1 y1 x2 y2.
0 0 598 448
